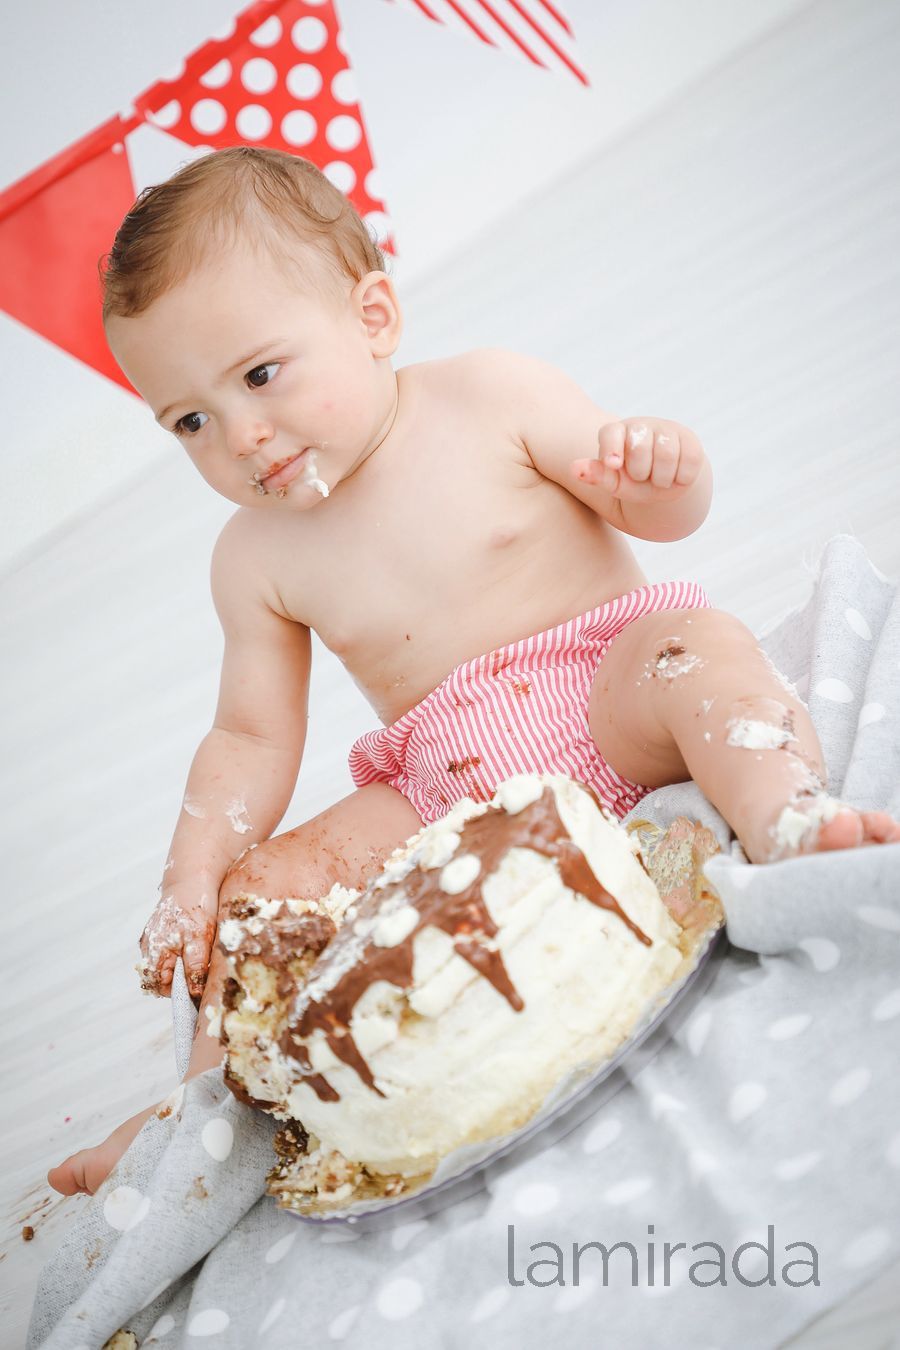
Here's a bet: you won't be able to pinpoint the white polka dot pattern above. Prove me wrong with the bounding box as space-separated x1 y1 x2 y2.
201 1117 234 1161
265 1231 295 1264
258 1298 286 1333
829 1067 871 1106
241 57 277 94
328 1306 360 1340
873 990 900 1021
103 1185 150 1232
286 63 323 99
332 69 358 104
651 1092 686 1117
187 1308 230 1336
513 1182 560 1215
148 100 181 129
858 702 885 727
250 16 281 46
729 1082 767 1123
136 3 390 243
689 1149 719 1179
190 99 227 135
603 1176 652 1204
236 105 272 140
292 16 328 52
774 1150 824 1180
199 59 231 89
376 1276 424 1320
857 905 900 932
364 210 392 244
469 1286 510 1322
797 937 841 971
844 607 873 639
813 677 854 702
767 1013 812 1040
686 1009 712 1055
282 110 317 146
326 114 363 151
582 1115 621 1153
324 161 356 192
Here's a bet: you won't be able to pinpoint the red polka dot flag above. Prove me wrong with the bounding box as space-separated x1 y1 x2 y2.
0 0 584 390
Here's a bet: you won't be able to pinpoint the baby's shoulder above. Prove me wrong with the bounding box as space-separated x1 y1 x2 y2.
211 507 302 620
413 346 536 394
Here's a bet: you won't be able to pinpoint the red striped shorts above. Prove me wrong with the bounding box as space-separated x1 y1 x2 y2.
348 579 711 824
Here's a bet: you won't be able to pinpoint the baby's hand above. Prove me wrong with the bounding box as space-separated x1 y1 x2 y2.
138 890 217 999
573 419 704 501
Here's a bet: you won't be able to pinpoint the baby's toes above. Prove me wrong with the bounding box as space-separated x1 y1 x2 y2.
47 1150 92 1196
860 810 900 844
814 809 864 852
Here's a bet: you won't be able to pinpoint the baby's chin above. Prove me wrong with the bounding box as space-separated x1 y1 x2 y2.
209 482 329 511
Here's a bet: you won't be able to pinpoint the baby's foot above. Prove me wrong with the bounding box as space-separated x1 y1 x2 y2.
47 1102 159 1196
765 794 900 862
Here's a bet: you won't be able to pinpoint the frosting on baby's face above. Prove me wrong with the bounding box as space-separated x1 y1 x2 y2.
106 238 401 512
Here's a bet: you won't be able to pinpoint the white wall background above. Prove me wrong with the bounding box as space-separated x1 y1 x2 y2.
0 0 812 569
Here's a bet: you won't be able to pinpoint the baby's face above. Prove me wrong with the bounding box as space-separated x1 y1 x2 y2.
106 239 399 509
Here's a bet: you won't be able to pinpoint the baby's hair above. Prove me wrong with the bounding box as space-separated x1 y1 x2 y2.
100 146 386 320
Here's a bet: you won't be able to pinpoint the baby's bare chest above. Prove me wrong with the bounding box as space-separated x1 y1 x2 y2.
271 409 626 722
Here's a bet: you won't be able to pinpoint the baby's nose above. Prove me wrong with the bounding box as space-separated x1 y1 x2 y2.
228 418 274 458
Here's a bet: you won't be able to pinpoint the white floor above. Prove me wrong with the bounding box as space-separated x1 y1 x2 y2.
3 0 900 1343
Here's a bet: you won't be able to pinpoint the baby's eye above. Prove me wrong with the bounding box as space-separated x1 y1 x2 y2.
174 411 208 438
246 362 280 388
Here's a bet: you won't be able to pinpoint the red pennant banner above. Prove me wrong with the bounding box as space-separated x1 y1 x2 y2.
0 0 390 392
0 0 584 390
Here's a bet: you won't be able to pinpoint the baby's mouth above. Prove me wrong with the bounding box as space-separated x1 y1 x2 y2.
250 450 310 495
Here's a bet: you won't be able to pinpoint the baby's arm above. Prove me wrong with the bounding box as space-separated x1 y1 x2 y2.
483 348 712 542
141 514 311 998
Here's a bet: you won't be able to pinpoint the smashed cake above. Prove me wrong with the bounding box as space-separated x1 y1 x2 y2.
217 773 722 1215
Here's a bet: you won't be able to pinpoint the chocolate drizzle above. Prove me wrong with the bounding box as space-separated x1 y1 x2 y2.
221 903 336 1000
282 787 651 1100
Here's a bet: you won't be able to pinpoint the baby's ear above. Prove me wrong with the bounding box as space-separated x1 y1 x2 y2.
355 271 402 356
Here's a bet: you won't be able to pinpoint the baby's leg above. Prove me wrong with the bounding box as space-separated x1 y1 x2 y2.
48 783 423 1196
589 608 900 863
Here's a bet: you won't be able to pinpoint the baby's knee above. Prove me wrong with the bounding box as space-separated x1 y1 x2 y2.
653 608 758 665
218 841 273 909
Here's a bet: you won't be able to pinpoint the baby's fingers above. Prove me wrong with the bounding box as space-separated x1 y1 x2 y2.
572 455 616 491
674 427 704 485
621 422 654 482
183 922 216 997
649 430 680 489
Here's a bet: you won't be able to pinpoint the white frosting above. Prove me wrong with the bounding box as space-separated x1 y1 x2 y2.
371 904 420 948
726 717 793 749
226 796 252 834
655 651 704 678
771 793 842 852
302 451 330 498
492 774 545 815
439 852 482 894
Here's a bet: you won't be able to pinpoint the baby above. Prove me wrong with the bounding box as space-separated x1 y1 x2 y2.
48 146 899 1197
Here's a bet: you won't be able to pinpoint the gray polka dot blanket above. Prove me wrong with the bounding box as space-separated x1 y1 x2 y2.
27 536 900 1349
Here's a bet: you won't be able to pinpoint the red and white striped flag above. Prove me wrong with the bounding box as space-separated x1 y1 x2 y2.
385 0 588 85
